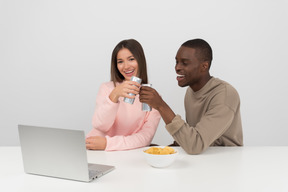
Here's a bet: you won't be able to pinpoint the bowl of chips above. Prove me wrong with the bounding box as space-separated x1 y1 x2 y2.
143 146 178 168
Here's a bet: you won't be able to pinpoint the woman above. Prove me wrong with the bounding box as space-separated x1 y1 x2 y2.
86 39 161 151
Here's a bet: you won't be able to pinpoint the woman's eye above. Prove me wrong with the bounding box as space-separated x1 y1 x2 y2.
129 58 135 61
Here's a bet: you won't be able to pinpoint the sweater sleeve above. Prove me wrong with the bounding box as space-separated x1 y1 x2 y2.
87 83 119 136
166 105 235 155
105 109 161 151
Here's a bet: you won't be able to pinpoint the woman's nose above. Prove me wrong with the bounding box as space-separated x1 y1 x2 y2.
123 61 130 69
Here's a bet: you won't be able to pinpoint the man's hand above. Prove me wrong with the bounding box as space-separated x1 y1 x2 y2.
86 136 107 150
139 86 163 110
139 86 176 124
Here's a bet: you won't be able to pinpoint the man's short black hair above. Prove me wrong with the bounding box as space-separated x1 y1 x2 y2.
182 39 213 67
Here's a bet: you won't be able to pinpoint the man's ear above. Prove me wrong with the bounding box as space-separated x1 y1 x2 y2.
201 61 209 71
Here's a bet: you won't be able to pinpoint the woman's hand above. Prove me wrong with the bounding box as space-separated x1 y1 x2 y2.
109 80 141 103
86 136 107 150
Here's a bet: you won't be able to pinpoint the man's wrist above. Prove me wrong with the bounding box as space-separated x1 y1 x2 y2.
157 101 176 125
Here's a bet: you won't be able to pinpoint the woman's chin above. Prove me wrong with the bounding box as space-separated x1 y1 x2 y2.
124 73 136 80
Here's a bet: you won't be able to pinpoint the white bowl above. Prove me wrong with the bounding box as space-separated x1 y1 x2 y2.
143 146 178 168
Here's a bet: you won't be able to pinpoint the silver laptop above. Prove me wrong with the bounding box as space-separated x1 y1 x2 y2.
18 125 115 182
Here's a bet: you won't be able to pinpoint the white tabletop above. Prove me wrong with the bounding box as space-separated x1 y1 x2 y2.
1 146 288 192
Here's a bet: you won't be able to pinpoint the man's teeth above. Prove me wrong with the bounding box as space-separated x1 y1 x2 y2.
177 75 185 77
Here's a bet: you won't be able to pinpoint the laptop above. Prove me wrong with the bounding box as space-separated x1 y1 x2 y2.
18 125 115 182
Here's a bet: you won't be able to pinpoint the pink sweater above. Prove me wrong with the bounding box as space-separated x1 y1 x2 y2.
87 81 161 151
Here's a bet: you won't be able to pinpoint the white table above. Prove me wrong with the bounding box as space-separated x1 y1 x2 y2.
1 146 288 192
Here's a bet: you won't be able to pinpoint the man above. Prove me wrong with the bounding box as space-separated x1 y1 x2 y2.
139 39 243 154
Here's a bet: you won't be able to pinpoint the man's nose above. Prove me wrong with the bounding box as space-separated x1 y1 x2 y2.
175 63 181 71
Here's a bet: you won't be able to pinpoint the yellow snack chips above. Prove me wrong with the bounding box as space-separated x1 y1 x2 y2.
144 146 175 155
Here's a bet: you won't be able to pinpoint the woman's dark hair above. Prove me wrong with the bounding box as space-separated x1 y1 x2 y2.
111 39 148 86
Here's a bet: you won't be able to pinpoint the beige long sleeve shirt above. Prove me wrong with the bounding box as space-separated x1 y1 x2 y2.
166 77 243 154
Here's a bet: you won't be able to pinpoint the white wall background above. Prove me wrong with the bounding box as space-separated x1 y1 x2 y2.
1 0 288 146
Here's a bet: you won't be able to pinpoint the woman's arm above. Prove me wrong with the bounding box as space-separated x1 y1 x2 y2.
104 109 161 151
90 83 120 133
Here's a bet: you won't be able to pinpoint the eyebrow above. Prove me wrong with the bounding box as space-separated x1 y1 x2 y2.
175 57 191 61
117 55 134 61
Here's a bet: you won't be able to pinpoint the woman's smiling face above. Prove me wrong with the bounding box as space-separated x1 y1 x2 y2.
117 48 139 81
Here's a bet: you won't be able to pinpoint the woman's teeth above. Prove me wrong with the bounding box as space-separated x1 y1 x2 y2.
125 70 134 74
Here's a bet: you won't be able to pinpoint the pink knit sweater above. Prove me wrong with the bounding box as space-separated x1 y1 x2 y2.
87 81 161 151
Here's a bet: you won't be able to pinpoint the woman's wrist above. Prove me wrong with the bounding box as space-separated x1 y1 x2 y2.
109 90 119 103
